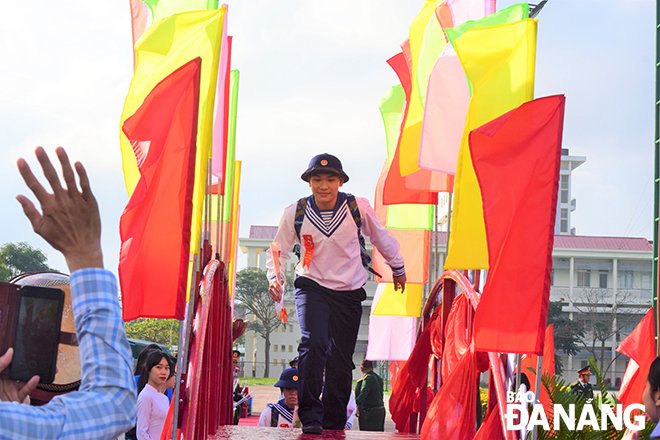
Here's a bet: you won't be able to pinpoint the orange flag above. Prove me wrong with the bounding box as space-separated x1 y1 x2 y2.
120 58 201 321
472 96 565 354
617 308 655 407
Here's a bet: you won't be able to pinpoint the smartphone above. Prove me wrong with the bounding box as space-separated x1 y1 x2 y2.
9 285 64 384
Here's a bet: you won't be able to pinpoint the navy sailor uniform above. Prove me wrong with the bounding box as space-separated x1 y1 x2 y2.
266 192 404 430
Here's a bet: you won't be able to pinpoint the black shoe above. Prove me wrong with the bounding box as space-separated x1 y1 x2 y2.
302 424 323 435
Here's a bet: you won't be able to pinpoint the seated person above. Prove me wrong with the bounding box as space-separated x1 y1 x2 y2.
258 368 300 428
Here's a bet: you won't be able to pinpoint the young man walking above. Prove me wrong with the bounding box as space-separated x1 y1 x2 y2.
266 153 405 434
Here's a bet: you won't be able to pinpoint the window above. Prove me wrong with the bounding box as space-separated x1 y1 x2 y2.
576 270 591 287
560 208 569 233
289 345 293 352
560 175 569 203
619 271 633 289
274 345 279 352
281 345 286 352
642 273 652 290
550 269 554 286
599 271 608 289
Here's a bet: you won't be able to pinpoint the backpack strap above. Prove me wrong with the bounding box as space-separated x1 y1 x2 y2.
292 197 308 259
346 194 382 278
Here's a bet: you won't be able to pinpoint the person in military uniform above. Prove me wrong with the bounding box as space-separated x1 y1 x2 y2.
354 360 385 431
571 366 594 400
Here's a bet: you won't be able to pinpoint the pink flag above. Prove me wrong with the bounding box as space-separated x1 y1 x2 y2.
419 0 494 174
211 23 232 184
419 51 469 174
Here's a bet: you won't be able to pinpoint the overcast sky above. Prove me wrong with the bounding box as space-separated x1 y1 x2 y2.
0 0 654 274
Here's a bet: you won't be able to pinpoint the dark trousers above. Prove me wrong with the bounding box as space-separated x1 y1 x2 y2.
358 406 386 431
294 277 365 429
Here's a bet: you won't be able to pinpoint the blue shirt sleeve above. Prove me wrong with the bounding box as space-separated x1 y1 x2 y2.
0 268 137 440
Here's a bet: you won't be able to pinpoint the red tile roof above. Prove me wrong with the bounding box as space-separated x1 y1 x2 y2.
552 235 652 251
248 226 652 252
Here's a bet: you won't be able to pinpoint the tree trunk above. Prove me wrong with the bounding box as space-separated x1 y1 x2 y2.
264 333 271 378
600 340 606 374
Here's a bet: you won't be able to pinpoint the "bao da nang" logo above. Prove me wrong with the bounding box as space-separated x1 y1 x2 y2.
504 390 646 431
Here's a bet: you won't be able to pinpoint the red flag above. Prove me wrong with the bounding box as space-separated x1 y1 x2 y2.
474 402 503 440
421 345 478 440
389 315 441 432
617 308 655 407
472 95 566 354
120 58 201 321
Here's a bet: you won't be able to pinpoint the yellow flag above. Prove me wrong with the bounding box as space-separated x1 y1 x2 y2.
120 8 226 253
373 283 423 317
444 19 537 269
399 0 446 176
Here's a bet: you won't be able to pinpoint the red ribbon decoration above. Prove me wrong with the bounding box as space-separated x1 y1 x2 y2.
302 234 314 268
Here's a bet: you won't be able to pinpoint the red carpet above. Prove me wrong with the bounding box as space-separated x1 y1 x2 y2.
237 415 260 427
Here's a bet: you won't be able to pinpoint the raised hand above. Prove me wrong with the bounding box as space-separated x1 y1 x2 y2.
16 147 103 272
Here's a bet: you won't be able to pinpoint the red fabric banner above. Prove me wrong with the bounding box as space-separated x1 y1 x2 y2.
421 345 478 439
617 308 655 407
474 396 503 440
120 58 201 321
472 95 566 354
389 314 441 432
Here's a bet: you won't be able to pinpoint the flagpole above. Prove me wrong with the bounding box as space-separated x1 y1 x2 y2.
514 354 522 396
172 256 200 439
654 0 660 356
434 200 439 282
215 192 225 260
205 158 212 246
445 191 453 271
531 355 543 440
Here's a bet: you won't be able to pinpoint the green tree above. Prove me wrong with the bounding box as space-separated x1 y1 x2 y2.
235 268 280 377
547 301 584 375
0 242 54 280
124 318 180 347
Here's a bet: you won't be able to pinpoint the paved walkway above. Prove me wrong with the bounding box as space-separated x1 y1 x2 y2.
245 385 397 432
211 426 419 439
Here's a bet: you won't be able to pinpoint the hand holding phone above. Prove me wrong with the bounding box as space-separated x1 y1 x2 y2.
0 348 39 403
0 282 64 385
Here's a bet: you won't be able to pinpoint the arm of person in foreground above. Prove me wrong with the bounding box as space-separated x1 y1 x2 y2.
0 147 135 439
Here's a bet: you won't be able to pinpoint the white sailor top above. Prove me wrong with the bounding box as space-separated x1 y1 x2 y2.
257 399 297 428
266 192 405 291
